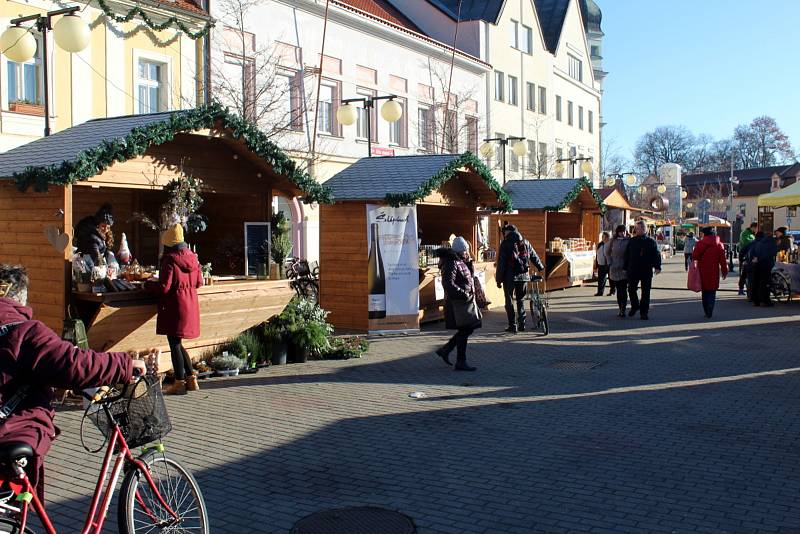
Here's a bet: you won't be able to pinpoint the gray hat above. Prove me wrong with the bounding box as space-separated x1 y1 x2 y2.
451 236 469 253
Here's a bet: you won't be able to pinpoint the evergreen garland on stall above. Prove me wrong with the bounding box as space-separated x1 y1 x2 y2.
384 152 513 212
13 102 333 204
542 177 606 213
96 0 214 40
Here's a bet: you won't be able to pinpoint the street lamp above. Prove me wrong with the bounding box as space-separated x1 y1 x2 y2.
479 136 526 185
1 7 90 136
555 155 593 179
606 172 637 187
335 94 402 157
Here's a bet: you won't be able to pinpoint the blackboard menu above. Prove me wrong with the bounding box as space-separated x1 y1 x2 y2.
244 222 271 276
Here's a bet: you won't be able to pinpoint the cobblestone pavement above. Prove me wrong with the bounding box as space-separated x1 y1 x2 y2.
39 256 800 533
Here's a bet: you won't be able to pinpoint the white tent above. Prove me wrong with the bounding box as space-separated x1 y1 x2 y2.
683 215 730 228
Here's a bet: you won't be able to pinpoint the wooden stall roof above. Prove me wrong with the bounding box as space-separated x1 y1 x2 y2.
600 189 640 211
323 153 513 211
503 178 605 213
0 103 332 203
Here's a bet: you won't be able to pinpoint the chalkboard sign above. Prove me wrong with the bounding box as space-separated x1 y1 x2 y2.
244 222 271 277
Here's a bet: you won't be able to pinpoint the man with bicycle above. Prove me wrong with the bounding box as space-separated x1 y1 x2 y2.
496 224 544 333
0 264 145 501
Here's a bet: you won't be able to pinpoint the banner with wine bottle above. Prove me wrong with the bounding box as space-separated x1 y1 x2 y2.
366 204 420 333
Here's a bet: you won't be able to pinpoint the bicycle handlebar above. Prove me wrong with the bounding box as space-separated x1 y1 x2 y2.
81 367 145 404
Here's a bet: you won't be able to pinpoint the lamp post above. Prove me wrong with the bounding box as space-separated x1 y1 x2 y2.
2 7 90 136
555 155 593 179
479 136 526 186
335 94 402 157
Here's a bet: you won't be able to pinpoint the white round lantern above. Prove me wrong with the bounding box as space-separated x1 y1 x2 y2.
625 174 637 186
479 142 494 158
335 103 358 126
554 162 565 177
53 14 90 53
512 140 527 158
580 160 593 174
657 184 667 194
380 99 402 123
0 26 37 62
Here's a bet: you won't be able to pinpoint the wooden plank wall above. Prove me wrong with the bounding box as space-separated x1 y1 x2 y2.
488 212 547 258
546 212 582 241
417 204 475 250
319 202 369 331
0 183 69 332
582 211 601 243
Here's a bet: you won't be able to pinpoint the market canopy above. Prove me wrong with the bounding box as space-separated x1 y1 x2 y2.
0 102 332 203
757 180 800 208
502 178 604 213
324 153 512 211
683 215 731 228
601 188 639 212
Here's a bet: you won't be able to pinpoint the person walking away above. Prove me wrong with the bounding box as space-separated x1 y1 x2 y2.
752 231 778 307
595 232 612 296
738 231 761 299
435 237 480 371
0 264 145 502
495 224 544 333
692 227 728 318
607 225 631 317
152 224 203 394
683 232 698 271
624 220 662 320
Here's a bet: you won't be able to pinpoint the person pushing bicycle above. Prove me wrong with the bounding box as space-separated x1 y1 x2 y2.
0 264 146 502
495 224 545 333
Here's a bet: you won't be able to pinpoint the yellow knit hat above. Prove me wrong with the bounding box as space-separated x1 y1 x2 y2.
160 224 184 247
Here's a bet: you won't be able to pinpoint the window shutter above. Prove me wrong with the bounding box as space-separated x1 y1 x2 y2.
290 74 303 131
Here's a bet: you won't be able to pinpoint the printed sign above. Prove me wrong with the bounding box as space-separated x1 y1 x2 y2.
370 147 395 157
366 205 419 333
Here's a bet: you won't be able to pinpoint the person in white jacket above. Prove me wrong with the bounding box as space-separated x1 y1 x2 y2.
683 232 698 271
595 232 612 296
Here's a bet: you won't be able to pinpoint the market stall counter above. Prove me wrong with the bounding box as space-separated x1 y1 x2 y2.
320 153 511 333
489 178 604 291
0 104 331 370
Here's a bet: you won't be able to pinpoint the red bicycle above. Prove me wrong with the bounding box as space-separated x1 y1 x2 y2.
0 375 208 534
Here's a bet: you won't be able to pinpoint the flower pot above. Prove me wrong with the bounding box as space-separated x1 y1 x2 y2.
214 369 240 377
239 367 259 375
270 340 288 365
9 101 45 116
291 345 309 364
257 262 269 280
269 263 284 280
195 371 213 380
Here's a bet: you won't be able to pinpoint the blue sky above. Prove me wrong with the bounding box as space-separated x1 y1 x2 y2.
601 0 800 160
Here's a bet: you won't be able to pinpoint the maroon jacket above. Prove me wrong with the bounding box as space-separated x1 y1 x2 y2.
692 234 729 291
155 246 202 339
0 298 132 459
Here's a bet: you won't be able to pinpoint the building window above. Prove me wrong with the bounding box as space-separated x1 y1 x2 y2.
510 20 519 49
495 71 505 102
521 25 533 54
588 110 594 133
444 111 458 153
526 82 535 111
388 99 406 146
538 142 547 174
418 106 435 152
6 37 42 106
495 132 505 164
509 141 519 172
556 147 563 160
568 55 583 82
466 116 478 153
137 59 167 114
788 206 797 217
538 86 546 114
555 95 562 121
567 100 574 126
578 105 584 130
356 88 376 141
591 45 600 57
276 71 305 131
508 76 518 106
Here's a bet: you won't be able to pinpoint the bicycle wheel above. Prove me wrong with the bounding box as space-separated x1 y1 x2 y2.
0 518 35 534
771 271 792 303
539 306 549 336
118 450 208 534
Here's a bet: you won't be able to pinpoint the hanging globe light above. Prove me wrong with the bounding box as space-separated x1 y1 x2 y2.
554 162 565 177
680 189 688 199
605 177 616 187
625 174 637 186
380 99 402 123
0 25 37 62
657 184 667 194
580 160 593 174
53 14 90 53
512 140 527 157
716 198 725 205
479 142 494 158
637 185 647 194
335 103 358 126
686 202 694 209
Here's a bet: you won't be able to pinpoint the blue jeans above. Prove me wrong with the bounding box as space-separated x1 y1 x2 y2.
701 290 716 317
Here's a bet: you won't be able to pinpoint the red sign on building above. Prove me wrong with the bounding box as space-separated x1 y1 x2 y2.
371 147 395 157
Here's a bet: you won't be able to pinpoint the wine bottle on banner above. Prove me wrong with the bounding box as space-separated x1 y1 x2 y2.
368 223 387 319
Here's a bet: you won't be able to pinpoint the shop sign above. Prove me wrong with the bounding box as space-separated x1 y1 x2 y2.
371 147 395 157
366 204 419 333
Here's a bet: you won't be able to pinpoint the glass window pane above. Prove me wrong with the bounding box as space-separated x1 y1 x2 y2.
138 85 148 114
23 63 37 102
7 63 18 102
149 87 160 112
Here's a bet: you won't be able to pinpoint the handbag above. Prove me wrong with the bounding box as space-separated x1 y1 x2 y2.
62 306 89 349
473 275 491 309
687 260 702 293
451 296 482 329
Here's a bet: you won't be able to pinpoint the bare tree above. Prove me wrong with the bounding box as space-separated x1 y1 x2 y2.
600 136 632 178
633 125 696 177
733 116 795 168
522 114 557 179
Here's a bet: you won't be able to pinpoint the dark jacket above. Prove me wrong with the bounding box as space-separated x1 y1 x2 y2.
692 234 728 291
0 298 132 461
438 248 477 330
739 238 759 263
607 236 630 282
625 234 662 279
495 231 544 284
753 237 779 268
776 235 792 252
73 215 107 265
154 245 203 339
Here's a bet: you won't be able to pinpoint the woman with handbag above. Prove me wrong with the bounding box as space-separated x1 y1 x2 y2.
607 225 631 317
435 237 481 371
692 227 728 318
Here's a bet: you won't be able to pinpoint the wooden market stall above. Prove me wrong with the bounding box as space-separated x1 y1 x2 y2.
319 154 511 332
0 104 331 369
489 178 604 291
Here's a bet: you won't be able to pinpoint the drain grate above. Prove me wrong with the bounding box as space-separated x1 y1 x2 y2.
291 506 416 534
549 360 603 370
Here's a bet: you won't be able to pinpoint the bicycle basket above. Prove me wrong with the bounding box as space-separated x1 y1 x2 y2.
88 376 172 450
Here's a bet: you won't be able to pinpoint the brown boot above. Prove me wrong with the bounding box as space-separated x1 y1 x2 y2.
185 374 200 392
163 379 187 395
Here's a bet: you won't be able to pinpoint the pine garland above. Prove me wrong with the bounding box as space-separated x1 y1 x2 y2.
97 0 214 40
384 152 513 212
13 102 333 204
542 177 606 213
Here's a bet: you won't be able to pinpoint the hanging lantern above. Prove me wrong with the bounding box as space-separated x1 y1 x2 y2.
53 14 90 53
716 198 725 205
657 184 667 194
380 99 402 123
0 26 37 62
335 103 358 126
625 174 637 186
580 160 593 174
686 202 694 209
637 185 647 194
479 142 494 158
554 162 565 177
512 140 527 157
605 177 616 187
680 189 688 199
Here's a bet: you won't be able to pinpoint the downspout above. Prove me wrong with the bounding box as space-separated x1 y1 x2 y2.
203 0 212 104
484 21 491 168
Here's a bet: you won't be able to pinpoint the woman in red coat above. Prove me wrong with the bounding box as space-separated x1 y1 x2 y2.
154 224 203 395
692 227 729 318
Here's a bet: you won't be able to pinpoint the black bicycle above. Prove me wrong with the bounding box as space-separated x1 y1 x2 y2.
285 258 320 302
525 273 549 336
770 268 792 303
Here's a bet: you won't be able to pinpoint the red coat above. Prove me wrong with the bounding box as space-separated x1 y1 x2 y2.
155 246 202 339
692 235 728 291
0 298 132 493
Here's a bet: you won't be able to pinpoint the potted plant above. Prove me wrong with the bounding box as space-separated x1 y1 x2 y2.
257 240 270 280
270 213 292 279
263 320 288 365
209 353 244 377
193 360 213 379
235 330 262 374
288 321 330 363
9 99 45 116
324 336 369 360
201 263 213 286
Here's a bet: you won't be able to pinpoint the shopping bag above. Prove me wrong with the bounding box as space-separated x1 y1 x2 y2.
473 275 491 309
687 261 702 293
451 297 483 329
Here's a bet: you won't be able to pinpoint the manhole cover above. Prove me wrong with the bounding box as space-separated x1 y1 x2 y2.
291 506 416 534
549 360 603 370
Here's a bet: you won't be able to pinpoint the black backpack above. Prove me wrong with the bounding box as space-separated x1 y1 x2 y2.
511 240 530 275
